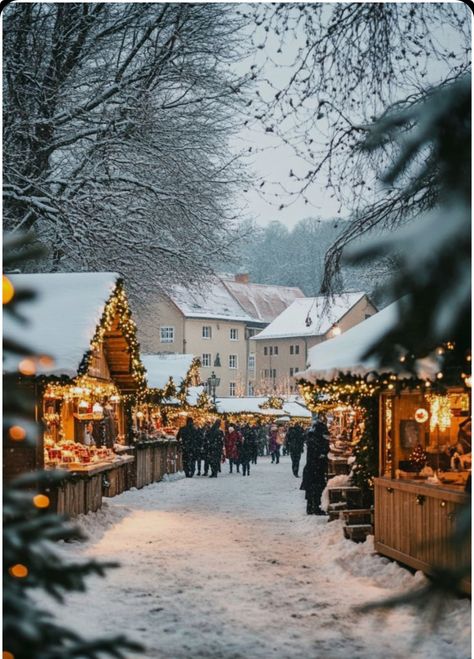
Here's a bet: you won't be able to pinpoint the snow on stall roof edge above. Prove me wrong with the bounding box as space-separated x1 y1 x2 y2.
4 272 119 376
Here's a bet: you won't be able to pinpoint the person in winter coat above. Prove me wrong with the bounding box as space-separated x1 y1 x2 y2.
206 420 224 478
287 423 305 477
225 425 241 473
194 425 205 476
177 417 198 478
236 431 252 476
246 425 259 464
300 416 329 514
269 424 280 464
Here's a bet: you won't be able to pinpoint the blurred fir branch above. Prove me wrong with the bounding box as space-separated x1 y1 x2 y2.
3 234 143 658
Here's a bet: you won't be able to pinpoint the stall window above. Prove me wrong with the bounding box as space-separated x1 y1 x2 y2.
160 326 174 343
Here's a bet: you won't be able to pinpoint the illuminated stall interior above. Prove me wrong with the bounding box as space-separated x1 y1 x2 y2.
380 388 471 487
4 273 146 474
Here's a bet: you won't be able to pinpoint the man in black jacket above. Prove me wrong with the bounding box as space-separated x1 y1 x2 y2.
177 417 197 478
206 420 224 478
287 423 305 477
300 416 329 514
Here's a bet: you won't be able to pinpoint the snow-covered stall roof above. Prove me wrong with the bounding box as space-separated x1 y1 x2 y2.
222 279 305 324
251 293 368 340
215 397 311 418
215 397 284 416
168 278 255 323
142 354 195 389
4 272 119 377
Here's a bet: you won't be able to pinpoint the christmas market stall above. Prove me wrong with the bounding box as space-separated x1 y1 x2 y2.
136 354 213 487
4 272 146 516
214 395 311 426
297 302 471 590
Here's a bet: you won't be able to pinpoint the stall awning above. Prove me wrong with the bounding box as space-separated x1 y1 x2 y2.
215 396 311 418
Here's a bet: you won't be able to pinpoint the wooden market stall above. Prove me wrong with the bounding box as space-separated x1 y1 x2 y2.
134 354 212 487
4 272 146 516
297 301 471 590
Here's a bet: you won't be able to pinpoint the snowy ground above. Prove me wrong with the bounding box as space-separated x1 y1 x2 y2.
51 456 470 659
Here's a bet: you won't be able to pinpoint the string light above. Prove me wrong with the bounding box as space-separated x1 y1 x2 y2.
427 394 451 432
3 274 14 304
9 564 28 579
8 426 26 441
33 494 50 509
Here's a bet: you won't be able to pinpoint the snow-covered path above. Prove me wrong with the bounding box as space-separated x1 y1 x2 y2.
54 456 470 659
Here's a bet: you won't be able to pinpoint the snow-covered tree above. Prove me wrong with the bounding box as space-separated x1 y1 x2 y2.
3 3 251 296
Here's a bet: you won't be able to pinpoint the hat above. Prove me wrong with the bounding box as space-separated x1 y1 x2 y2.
228 426 234 433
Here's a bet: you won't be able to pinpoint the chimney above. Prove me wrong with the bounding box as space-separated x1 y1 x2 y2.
235 272 249 284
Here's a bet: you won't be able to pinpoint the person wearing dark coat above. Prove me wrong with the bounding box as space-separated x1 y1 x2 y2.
300 416 329 514
246 425 259 464
206 420 224 478
287 423 305 477
194 425 205 476
237 431 252 476
177 417 197 478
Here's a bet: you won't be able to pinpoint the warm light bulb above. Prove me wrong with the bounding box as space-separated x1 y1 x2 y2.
2 275 14 304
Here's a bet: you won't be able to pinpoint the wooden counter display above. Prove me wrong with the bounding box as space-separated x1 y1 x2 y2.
50 456 135 516
374 477 470 593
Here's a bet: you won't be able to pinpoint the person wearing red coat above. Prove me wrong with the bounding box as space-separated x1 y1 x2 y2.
225 426 241 473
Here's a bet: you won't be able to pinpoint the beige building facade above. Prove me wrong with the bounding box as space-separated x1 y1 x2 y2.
141 275 304 398
252 293 377 394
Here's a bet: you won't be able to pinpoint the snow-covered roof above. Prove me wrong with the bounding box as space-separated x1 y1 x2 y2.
297 300 439 382
298 302 397 381
222 279 305 324
252 293 368 340
168 278 255 323
4 272 119 376
142 354 195 389
215 396 311 418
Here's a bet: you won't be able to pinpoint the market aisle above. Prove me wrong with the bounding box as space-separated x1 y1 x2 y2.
53 456 470 659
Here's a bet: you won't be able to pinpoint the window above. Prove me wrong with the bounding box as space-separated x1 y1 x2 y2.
290 367 299 377
202 353 211 368
295 344 300 355
229 382 236 396
160 326 174 343
248 353 255 371
271 369 277 379
230 328 238 341
229 354 238 369
365 314 372 320
290 345 294 355
274 346 279 355
290 367 294 377
269 346 273 356
248 382 255 396
264 347 268 356
202 326 212 339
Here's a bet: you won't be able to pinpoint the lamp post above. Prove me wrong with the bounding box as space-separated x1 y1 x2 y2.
207 371 220 404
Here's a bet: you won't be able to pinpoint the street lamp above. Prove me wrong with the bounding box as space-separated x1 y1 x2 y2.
207 371 220 403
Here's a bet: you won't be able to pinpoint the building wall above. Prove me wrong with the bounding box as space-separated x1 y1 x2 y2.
252 295 377 393
141 295 185 354
184 318 249 397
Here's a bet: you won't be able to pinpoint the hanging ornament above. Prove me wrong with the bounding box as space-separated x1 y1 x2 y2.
414 408 429 424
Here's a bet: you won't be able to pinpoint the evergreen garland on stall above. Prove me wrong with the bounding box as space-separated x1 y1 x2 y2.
3 236 142 659
350 397 379 505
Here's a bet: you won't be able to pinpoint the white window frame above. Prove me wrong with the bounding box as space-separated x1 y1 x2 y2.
229 354 238 369
160 326 175 343
229 382 236 396
230 328 238 341
248 353 255 371
202 353 211 368
202 325 212 339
